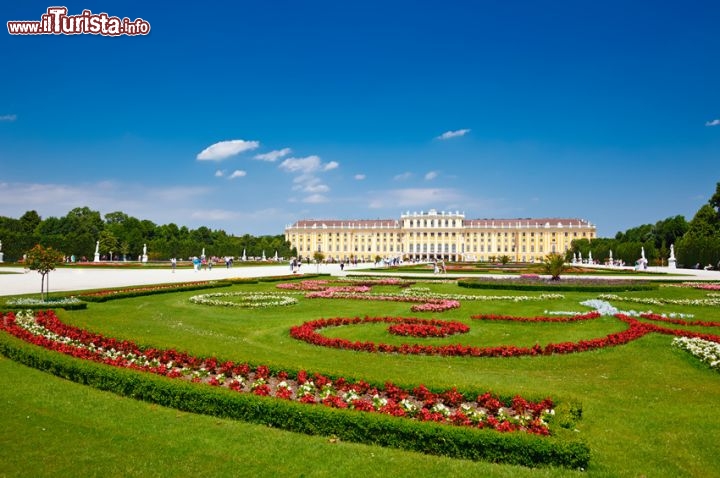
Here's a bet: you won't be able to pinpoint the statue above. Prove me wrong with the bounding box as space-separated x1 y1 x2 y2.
0 240 2 251
95 241 99 254
668 244 677 269
143 244 147 256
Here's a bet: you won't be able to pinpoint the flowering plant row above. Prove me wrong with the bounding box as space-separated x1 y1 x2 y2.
638 313 720 328
672 336 720 371
189 292 298 308
0 310 555 436
598 294 720 307
471 312 601 323
388 319 470 338
668 282 720 291
290 312 720 357
78 281 225 302
401 288 565 303
3 296 86 310
304 290 462 313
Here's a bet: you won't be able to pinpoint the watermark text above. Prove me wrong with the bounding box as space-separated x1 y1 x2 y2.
7 7 150 36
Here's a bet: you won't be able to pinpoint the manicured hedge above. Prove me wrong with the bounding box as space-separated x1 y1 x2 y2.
0 332 589 469
78 281 231 302
457 279 658 293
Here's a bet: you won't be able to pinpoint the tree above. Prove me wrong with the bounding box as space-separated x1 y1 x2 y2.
543 253 565 281
25 244 64 301
499 255 511 265
98 230 119 260
313 251 325 272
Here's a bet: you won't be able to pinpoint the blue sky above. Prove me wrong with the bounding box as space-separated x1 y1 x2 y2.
1 1 719 237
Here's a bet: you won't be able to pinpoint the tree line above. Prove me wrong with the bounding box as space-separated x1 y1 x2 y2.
0 207 295 262
568 182 720 268
1 182 719 268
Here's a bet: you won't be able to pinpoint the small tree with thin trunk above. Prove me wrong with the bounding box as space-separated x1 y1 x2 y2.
25 244 65 301
313 251 325 273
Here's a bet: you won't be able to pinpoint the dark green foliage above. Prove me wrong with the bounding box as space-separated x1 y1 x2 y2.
0 332 589 469
457 278 658 292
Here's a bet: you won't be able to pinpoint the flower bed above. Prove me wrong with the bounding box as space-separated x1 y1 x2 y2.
1 310 554 436
189 292 298 308
458 278 658 292
471 312 601 323
672 336 720 372
598 294 720 307
388 319 470 338
3 296 87 311
78 281 229 302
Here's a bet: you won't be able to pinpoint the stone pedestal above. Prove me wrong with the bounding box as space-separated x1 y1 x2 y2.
0 252 4 263
668 258 676 269
142 254 148 263
94 253 100 262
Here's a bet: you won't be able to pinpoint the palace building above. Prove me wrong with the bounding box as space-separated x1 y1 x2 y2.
284 209 596 263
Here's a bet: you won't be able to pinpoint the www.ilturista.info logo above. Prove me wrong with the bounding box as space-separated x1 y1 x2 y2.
7 7 150 36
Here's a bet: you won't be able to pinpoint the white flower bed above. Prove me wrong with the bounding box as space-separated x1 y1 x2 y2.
189 292 298 308
672 337 720 372
400 288 564 302
5 297 84 307
598 294 720 307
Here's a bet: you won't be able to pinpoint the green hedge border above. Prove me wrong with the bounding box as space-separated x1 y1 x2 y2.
457 279 659 293
0 331 589 469
77 281 232 302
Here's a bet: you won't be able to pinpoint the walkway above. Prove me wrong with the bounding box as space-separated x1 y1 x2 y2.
1 263 718 297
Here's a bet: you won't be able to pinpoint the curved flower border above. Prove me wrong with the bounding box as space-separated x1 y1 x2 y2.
0 310 554 436
190 292 298 308
290 313 720 357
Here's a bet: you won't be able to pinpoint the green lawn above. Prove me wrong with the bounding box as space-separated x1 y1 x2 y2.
2 278 720 477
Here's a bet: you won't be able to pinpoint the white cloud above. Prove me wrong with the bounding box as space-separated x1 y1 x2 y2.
368 188 463 209
354 174 366 180
706 119 720 127
229 170 247 179
197 139 260 161
437 128 470 140
425 171 438 180
0 114 17 122
279 155 339 203
303 194 329 204
394 172 413 181
279 155 322 173
254 147 292 162
215 170 225 177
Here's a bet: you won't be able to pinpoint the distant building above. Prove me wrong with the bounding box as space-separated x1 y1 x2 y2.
284 209 596 263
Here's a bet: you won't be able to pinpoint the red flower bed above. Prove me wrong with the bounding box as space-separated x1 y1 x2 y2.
289 314 680 357
388 319 469 338
0 310 554 435
471 312 601 323
638 313 720 328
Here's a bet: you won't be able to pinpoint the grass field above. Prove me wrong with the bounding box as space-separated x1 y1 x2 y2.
2 277 719 477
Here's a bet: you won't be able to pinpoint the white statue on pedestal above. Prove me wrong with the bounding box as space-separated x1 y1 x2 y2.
142 243 148 263
668 244 677 269
94 240 101 262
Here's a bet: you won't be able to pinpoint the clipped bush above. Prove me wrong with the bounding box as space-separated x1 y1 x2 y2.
457 278 658 293
0 330 589 469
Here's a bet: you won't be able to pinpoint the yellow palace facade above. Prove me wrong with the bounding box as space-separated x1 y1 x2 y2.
284 209 596 263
